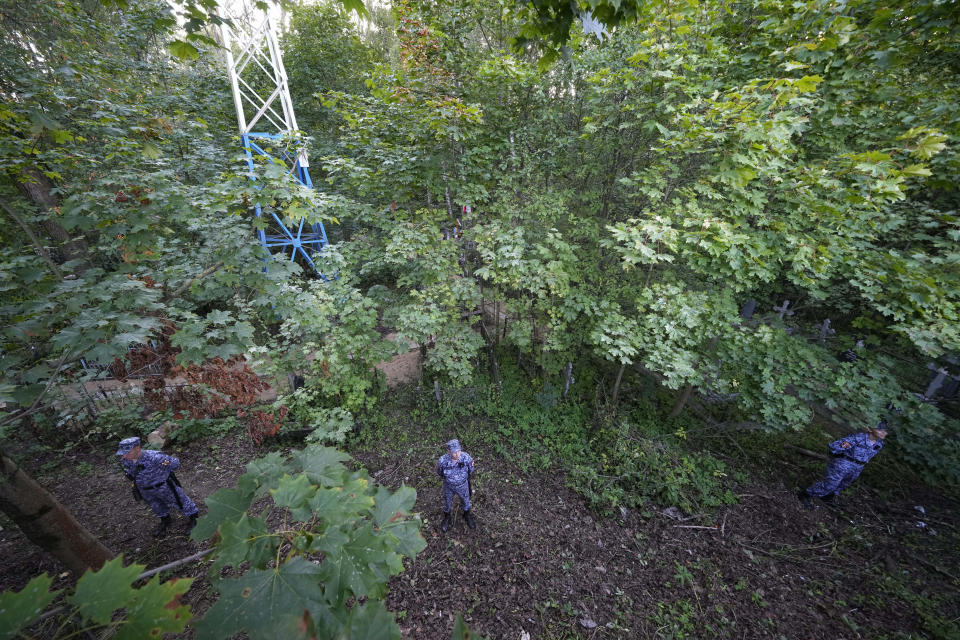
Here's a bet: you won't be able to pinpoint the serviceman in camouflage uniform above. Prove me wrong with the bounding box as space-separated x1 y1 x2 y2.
436 439 475 532
799 421 889 508
117 437 199 537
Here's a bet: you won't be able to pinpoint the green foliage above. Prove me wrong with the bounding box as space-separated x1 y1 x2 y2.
0 557 192 640
570 419 737 516
510 0 643 67
874 571 960 639
302 406 356 445
0 0 287 405
0 445 422 640
648 599 697 640
265 277 393 413
85 405 152 444
283 1 385 156
192 444 426 639
166 414 240 444
0 574 59 640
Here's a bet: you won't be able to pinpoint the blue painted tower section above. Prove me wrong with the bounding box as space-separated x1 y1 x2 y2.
240 132 329 276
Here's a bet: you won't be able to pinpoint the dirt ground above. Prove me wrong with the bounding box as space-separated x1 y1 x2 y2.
2 421 959 639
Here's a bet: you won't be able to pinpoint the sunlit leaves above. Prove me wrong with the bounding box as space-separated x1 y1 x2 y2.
898 127 949 160
168 39 199 61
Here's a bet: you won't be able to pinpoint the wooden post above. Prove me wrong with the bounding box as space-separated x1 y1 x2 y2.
479 321 502 393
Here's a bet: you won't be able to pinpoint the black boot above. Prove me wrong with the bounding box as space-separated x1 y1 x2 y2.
797 490 813 510
153 515 172 538
184 514 198 534
463 510 476 530
441 513 452 532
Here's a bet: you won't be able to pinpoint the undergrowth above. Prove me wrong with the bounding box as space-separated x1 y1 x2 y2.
351 356 739 515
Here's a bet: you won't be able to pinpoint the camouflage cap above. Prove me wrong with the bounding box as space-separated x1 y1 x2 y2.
446 438 461 453
116 436 141 456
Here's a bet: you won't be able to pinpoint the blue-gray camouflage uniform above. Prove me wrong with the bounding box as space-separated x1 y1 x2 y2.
118 442 198 519
805 432 884 498
437 439 474 513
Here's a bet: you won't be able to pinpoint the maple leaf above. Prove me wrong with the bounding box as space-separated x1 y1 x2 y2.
193 558 331 640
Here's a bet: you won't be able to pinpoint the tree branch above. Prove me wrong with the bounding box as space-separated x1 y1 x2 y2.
0 196 63 280
783 444 829 461
0 348 73 428
166 261 224 300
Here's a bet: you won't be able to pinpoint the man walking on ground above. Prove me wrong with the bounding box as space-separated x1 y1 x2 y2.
799 421 889 508
117 436 199 538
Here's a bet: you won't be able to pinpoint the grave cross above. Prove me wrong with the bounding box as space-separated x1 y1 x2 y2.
773 300 794 320
818 318 835 344
923 364 949 400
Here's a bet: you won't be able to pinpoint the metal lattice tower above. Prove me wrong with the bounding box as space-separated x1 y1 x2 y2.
219 2 329 273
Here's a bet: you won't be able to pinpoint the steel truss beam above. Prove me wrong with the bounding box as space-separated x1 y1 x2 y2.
219 2 328 273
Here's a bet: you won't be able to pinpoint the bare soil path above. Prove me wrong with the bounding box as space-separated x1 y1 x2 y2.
2 421 958 639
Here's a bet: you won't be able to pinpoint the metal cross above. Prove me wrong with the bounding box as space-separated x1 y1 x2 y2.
924 364 949 400
818 318 835 344
773 300 794 320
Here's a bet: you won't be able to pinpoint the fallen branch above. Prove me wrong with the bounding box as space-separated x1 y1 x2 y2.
784 444 829 461
902 550 959 583
34 548 215 625
137 547 214 581
674 525 720 530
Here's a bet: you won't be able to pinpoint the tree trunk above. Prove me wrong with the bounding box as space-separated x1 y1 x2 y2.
418 344 427 388
669 336 721 418
611 362 626 407
669 383 694 418
0 448 113 576
17 167 90 272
